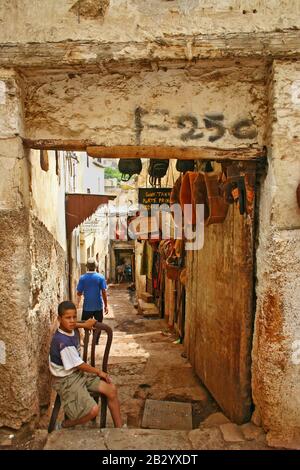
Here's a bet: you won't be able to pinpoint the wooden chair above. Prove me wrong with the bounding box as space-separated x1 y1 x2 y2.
48 322 113 433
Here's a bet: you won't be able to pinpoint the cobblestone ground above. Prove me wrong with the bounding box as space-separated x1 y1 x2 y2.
1 284 274 450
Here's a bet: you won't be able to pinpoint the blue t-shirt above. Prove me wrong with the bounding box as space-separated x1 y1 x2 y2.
49 328 83 377
77 272 107 311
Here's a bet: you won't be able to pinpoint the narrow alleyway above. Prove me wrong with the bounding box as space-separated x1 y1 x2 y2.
42 285 272 450
97 284 219 429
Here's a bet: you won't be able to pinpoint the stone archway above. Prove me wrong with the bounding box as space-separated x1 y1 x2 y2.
1 55 300 446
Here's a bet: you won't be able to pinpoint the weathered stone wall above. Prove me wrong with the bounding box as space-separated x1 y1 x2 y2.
29 148 68 411
252 60 300 447
0 70 34 428
0 70 68 429
0 1 299 44
29 216 68 410
24 60 267 146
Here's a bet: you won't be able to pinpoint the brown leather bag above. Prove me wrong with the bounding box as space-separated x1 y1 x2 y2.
204 171 229 225
170 175 182 205
192 171 209 221
179 171 198 225
192 171 229 226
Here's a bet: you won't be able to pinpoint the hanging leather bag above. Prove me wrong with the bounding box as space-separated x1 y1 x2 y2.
203 171 229 225
176 159 195 173
148 159 169 187
170 175 182 205
118 158 142 182
192 171 229 225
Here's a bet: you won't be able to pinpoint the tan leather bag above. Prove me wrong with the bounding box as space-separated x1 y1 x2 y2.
203 171 229 225
192 171 229 226
192 171 209 221
170 175 182 206
179 171 198 225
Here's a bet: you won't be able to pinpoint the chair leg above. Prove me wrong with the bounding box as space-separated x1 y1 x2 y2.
93 395 99 423
48 394 61 433
100 395 108 429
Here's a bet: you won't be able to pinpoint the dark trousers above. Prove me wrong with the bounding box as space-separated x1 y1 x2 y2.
81 309 103 322
81 310 103 344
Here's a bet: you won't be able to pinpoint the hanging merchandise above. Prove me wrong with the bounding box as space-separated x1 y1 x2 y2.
118 159 142 182
148 159 169 187
156 210 175 240
180 171 198 225
166 252 183 281
129 215 160 240
203 171 230 224
221 162 248 215
192 170 229 225
204 161 214 172
176 159 195 173
179 267 187 286
170 175 182 206
192 172 209 221
174 238 184 258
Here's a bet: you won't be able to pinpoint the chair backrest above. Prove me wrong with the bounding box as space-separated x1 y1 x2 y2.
81 321 113 370
81 321 113 428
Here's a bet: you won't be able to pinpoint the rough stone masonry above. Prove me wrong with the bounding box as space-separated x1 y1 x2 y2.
0 1 300 448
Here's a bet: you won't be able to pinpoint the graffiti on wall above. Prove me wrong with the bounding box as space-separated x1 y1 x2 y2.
134 107 258 145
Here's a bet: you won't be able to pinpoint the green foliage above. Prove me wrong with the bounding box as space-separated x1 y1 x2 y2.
104 167 122 181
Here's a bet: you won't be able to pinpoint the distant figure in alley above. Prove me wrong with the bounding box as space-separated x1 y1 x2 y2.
76 257 108 323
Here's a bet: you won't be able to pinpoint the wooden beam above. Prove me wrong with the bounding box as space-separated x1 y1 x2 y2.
23 139 266 160
1 31 300 68
23 139 92 151
87 145 266 161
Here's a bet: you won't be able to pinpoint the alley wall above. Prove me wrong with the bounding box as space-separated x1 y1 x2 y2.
0 72 68 428
252 60 300 446
23 60 267 146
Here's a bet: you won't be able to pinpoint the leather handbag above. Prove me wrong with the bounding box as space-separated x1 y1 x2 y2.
170 175 182 205
148 159 169 187
176 159 195 173
192 171 209 221
192 171 229 226
118 159 142 182
179 171 198 225
203 171 229 225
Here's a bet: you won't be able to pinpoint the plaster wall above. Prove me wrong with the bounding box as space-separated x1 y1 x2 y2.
252 60 300 446
30 149 67 250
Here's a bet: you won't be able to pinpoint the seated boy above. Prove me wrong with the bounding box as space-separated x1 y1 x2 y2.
49 300 122 429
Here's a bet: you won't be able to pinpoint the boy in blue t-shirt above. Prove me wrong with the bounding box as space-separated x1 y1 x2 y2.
76 258 108 323
49 301 122 429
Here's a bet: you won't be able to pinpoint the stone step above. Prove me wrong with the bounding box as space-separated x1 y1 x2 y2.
137 299 160 318
140 292 154 303
43 424 269 451
44 428 192 450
